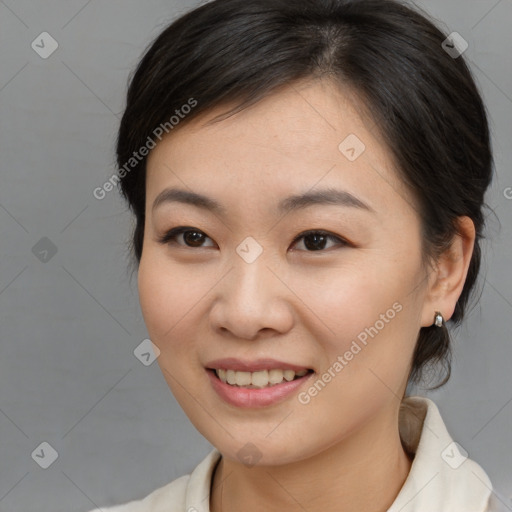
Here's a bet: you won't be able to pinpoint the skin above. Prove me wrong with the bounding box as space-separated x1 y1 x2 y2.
138 78 476 512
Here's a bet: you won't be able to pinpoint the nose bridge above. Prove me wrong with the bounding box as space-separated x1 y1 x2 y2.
210 237 293 338
230 237 276 303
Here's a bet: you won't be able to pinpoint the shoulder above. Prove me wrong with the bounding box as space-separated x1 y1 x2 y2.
485 491 511 512
86 449 221 512
393 396 499 511
87 474 189 512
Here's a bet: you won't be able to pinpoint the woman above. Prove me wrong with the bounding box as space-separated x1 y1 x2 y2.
89 0 507 510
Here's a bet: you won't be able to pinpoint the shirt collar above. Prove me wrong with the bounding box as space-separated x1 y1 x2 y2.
389 396 492 511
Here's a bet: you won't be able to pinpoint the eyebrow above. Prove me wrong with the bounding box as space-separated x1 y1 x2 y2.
152 187 375 216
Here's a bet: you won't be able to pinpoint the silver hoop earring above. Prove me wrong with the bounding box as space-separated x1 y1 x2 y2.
434 311 444 328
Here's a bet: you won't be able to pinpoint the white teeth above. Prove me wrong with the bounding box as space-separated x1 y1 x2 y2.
283 369 295 381
214 368 309 388
251 370 269 388
268 369 284 384
226 369 237 385
235 371 252 386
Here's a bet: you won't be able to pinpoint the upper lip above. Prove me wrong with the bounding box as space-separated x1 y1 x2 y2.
205 358 312 372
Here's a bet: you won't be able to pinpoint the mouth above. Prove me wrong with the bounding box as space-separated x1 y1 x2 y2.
209 368 314 389
205 358 315 407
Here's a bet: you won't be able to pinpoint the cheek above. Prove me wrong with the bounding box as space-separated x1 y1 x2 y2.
137 250 217 358
138 254 168 338
137 252 191 349
291 256 420 385
137 253 206 400
288 260 397 343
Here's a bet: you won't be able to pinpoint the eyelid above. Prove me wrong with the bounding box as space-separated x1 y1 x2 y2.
157 226 216 247
157 226 351 251
290 229 350 248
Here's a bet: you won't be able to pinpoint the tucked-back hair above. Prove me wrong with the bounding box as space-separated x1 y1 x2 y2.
115 0 494 389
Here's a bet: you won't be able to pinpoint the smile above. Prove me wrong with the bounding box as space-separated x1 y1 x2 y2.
205 360 315 408
214 368 310 388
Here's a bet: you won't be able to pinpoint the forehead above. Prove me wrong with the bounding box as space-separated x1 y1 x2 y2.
145 79 416 220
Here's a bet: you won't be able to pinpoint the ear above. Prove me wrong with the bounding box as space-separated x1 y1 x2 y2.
420 216 476 327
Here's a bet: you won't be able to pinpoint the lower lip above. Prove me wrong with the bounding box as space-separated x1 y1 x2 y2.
207 370 313 408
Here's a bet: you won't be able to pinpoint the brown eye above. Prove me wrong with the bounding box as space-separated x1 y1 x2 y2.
158 227 348 253
290 230 348 252
158 227 215 248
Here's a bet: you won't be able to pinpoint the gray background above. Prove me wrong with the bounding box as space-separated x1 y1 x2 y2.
0 0 510 511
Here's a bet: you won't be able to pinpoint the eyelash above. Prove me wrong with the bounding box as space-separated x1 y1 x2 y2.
157 226 350 252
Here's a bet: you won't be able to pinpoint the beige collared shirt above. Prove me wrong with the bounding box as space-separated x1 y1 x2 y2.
89 396 507 512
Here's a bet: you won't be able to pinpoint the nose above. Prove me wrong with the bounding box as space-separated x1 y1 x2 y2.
209 253 295 341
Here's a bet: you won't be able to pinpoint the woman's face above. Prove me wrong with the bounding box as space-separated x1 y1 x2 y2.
139 79 434 466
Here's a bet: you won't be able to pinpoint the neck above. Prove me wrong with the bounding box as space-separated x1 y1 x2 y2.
210 406 413 512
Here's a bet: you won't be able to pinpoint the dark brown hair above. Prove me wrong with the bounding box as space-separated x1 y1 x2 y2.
115 0 494 389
